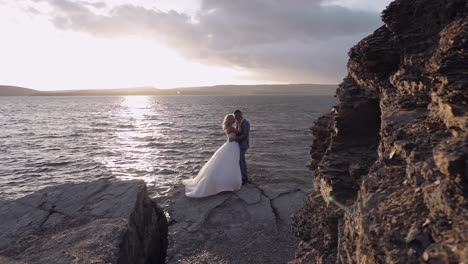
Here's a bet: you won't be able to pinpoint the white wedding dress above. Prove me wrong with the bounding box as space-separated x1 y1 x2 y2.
183 131 242 198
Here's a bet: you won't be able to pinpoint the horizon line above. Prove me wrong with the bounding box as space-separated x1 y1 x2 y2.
0 83 339 92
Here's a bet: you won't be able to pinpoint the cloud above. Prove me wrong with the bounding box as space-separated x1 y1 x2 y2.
29 0 385 83
81 1 106 8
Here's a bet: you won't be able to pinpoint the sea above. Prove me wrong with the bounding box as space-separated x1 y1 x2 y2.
0 95 335 207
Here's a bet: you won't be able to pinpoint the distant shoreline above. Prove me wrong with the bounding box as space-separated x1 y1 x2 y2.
26 94 335 97
0 84 337 97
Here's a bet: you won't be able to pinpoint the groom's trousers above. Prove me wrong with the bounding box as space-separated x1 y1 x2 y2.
240 148 248 182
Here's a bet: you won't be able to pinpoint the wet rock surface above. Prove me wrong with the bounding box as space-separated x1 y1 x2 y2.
292 0 467 263
0 180 168 264
168 181 311 264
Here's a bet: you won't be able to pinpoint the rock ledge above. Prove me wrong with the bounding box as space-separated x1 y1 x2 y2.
0 180 168 264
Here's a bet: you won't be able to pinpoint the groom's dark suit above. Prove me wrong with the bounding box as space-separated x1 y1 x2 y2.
236 119 250 183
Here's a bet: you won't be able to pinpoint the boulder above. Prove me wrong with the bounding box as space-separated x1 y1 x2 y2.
0 180 168 264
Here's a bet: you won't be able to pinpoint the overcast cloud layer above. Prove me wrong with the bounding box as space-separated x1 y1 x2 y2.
29 0 388 84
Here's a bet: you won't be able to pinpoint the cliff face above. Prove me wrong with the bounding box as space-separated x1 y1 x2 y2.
293 0 467 263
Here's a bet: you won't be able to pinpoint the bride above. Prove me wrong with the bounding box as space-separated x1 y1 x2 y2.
183 114 242 197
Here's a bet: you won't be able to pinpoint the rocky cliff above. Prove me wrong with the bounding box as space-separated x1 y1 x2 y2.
292 0 467 263
0 180 168 264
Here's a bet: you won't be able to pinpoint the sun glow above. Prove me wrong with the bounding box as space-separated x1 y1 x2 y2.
0 2 251 90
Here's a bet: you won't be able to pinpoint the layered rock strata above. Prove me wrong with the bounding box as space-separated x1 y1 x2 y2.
0 180 168 264
293 0 467 263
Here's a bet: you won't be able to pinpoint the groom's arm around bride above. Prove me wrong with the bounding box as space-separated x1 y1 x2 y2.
229 110 250 148
231 110 250 184
234 120 250 146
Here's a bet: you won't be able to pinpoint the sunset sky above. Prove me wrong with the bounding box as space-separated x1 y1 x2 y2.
0 0 392 90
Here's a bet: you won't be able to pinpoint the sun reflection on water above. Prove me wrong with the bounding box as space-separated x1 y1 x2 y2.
122 96 152 121
98 96 163 186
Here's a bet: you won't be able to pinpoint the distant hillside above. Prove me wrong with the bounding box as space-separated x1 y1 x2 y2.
32 87 162 96
2 84 337 96
174 84 336 96
0 85 38 96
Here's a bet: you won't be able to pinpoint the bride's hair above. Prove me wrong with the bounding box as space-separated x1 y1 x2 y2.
223 114 235 130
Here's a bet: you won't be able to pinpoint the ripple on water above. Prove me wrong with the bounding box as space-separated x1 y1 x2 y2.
0 95 336 202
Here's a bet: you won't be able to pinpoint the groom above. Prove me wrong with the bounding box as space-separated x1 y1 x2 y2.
231 110 250 184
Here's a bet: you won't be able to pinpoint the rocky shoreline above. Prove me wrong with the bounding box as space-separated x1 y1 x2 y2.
1 1 466 263
291 0 467 263
0 172 312 264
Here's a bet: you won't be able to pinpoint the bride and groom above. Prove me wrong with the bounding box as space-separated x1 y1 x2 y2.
183 110 250 198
